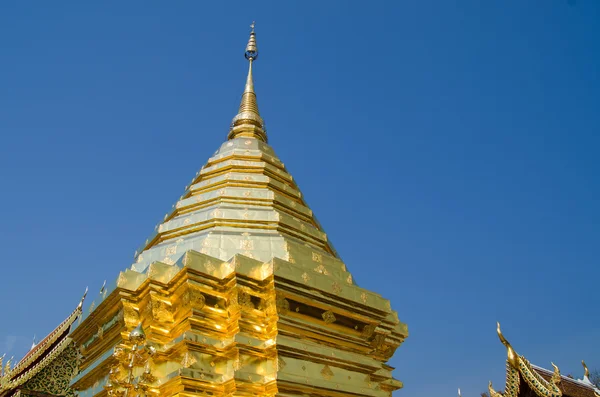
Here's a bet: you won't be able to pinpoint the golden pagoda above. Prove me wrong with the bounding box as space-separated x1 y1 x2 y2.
0 24 408 397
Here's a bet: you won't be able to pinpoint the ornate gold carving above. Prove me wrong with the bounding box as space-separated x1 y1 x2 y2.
181 351 196 368
233 351 241 370
346 274 353 284
150 297 174 323
240 240 254 250
238 290 253 308
362 324 376 338
301 272 310 283
183 287 206 310
320 365 334 380
122 304 139 327
276 356 286 371
360 292 368 304
18 343 79 396
322 311 336 324
332 282 342 295
166 246 177 256
312 252 322 263
161 256 175 265
205 261 216 273
276 294 290 315
314 264 329 275
105 324 157 396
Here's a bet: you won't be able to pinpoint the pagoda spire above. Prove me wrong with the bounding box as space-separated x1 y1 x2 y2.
228 22 267 142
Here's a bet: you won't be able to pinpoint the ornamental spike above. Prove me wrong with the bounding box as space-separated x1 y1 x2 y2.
78 286 88 310
228 22 267 142
582 360 590 378
497 322 519 368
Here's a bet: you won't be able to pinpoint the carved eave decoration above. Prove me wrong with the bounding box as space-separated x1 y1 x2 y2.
0 292 85 394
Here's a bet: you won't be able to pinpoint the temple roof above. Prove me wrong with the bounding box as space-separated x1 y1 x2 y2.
533 365 600 397
0 292 85 395
130 25 345 279
489 324 600 397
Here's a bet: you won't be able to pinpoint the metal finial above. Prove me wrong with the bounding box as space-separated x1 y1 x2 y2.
582 360 590 378
497 322 519 368
250 21 255 33
550 362 562 385
458 388 462 397
78 286 89 310
228 22 267 142
245 22 258 60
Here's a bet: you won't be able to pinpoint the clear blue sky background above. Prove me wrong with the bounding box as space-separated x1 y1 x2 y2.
0 1 598 396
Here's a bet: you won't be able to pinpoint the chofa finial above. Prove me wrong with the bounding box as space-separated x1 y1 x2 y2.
78 286 89 310
582 360 590 378
497 322 519 368
551 362 562 385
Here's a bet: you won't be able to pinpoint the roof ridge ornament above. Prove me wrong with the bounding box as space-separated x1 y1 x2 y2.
497 322 519 368
77 286 89 310
550 363 562 385
582 360 590 379
228 22 268 143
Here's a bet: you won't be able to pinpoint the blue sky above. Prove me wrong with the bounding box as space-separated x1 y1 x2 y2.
1 1 599 396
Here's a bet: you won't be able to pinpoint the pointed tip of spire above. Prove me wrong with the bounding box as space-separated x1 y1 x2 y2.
245 21 258 61
228 22 267 143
